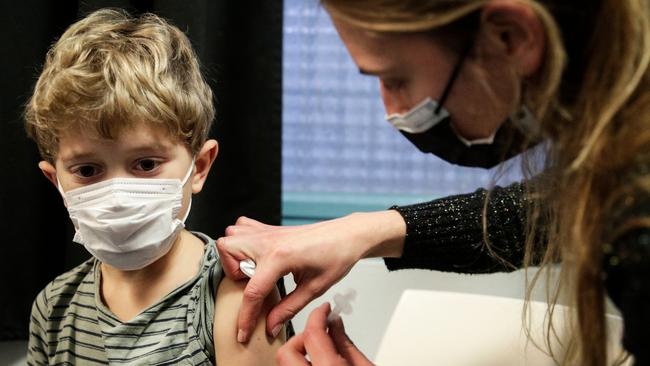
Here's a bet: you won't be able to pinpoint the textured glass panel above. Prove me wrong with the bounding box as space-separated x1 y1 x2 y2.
282 0 522 201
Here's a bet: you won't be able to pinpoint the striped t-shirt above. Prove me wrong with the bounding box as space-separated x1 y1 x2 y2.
27 232 223 365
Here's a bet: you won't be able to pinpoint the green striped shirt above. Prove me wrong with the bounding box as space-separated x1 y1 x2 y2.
27 232 223 365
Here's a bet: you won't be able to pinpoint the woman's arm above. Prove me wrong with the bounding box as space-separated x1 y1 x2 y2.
215 211 406 342
213 277 285 365
215 180 535 342
385 181 531 273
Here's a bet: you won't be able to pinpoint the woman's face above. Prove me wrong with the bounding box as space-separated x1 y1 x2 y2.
331 11 539 141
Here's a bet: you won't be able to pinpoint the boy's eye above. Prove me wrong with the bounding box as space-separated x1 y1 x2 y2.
74 165 101 178
134 158 161 172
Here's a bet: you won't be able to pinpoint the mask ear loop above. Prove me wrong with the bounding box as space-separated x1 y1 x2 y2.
56 177 64 194
55 176 71 207
179 159 196 223
434 32 475 116
508 81 541 140
181 159 196 186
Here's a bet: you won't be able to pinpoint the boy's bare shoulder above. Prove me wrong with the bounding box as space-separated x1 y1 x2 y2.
213 276 284 366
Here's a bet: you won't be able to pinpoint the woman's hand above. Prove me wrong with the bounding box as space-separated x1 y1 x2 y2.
276 303 373 366
216 210 406 343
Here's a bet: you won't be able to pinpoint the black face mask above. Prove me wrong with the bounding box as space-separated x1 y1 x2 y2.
401 119 533 168
386 38 537 169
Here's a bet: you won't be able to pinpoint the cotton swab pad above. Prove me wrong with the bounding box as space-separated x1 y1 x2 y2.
239 259 256 278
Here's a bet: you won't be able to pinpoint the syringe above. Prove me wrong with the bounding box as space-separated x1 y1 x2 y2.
327 288 356 323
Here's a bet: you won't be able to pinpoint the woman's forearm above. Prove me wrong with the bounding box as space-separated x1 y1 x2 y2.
352 210 407 259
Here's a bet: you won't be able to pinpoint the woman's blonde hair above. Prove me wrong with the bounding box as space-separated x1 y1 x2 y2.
322 0 650 365
25 8 215 162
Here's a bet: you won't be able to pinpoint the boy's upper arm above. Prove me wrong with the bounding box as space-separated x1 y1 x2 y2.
213 276 285 366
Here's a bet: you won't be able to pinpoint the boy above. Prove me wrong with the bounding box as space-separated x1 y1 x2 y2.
24 9 284 365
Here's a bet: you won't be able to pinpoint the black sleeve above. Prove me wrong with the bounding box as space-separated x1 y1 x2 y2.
603 228 650 365
384 181 532 274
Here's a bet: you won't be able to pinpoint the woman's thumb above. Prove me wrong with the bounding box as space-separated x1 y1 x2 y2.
328 315 373 365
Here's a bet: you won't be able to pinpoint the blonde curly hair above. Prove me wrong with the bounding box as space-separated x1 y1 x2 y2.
24 8 215 162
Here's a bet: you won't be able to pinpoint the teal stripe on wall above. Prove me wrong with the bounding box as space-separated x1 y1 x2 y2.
282 192 437 225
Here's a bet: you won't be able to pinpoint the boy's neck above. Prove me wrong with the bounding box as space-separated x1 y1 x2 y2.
99 230 205 321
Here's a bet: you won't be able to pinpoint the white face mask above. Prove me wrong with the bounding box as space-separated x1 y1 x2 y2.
58 161 194 271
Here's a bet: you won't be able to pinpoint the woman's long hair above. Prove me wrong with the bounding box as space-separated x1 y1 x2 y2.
322 0 650 364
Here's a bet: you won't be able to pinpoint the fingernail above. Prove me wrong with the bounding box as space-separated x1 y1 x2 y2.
237 329 247 343
271 324 282 338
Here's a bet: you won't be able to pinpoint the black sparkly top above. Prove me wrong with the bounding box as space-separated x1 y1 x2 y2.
386 182 649 365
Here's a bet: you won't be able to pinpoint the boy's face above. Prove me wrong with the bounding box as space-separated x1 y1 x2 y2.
39 123 218 219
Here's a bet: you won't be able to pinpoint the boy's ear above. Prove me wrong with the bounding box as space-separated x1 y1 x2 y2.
192 139 219 194
38 160 59 187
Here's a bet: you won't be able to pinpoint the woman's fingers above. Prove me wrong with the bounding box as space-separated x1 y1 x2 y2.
266 277 326 337
215 236 245 279
224 224 260 237
216 214 385 348
276 333 311 366
329 315 373 365
236 259 286 342
303 303 344 363
215 236 248 280
234 215 275 229
279 304 372 366
217 218 290 280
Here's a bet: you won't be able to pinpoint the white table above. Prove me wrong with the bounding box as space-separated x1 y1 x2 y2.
375 290 630 366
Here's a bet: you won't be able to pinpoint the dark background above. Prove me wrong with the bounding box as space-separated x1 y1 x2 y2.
0 0 283 340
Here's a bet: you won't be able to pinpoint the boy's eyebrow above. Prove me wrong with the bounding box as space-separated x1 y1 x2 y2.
59 151 98 162
60 143 175 162
126 142 174 154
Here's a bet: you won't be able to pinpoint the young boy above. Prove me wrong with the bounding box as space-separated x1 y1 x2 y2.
24 9 284 365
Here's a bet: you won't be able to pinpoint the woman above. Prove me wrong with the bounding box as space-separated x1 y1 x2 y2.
217 0 650 364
